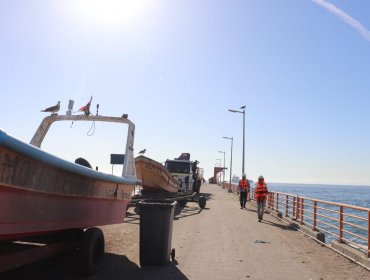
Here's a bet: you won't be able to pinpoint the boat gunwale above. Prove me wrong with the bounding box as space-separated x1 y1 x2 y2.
0 129 139 185
135 155 179 192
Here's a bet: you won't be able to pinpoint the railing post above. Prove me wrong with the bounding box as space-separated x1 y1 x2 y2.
271 193 274 209
300 198 304 225
271 193 274 210
285 195 289 217
276 193 279 212
313 201 317 231
293 196 296 219
339 206 343 243
368 211 370 258
296 197 300 220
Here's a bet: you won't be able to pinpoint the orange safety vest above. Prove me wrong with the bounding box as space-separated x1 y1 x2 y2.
239 179 250 191
255 182 267 200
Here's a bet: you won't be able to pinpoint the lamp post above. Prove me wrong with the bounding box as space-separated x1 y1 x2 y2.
228 105 246 174
223 136 233 193
218 150 225 184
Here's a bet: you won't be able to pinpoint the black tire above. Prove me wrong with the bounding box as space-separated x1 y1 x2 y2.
79 227 105 275
199 196 206 209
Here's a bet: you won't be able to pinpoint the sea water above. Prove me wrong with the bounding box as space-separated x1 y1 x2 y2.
268 183 370 208
267 183 370 246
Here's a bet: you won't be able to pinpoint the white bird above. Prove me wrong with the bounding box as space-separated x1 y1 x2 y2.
139 149 146 154
41 101 60 114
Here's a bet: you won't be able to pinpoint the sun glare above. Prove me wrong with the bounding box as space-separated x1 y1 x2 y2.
75 0 149 27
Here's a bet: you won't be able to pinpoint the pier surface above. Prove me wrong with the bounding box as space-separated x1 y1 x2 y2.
3 184 370 279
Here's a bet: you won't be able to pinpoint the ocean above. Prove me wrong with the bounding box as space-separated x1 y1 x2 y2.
266 183 370 247
268 183 370 209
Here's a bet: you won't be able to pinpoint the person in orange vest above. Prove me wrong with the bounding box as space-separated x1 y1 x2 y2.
238 173 250 209
255 175 269 222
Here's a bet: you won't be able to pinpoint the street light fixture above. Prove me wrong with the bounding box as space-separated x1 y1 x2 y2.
223 136 233 193
218 150 225 184
228 105 246 174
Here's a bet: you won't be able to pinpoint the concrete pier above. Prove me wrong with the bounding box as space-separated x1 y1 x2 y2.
3 184 370 279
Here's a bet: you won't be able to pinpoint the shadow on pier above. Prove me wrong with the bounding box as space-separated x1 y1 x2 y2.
1 252 189 280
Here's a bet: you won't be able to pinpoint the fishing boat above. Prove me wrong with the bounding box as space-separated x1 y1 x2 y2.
0 107 140 242
135 155 179 193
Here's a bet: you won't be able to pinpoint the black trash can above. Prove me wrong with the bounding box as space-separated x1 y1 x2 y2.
137 199 177 266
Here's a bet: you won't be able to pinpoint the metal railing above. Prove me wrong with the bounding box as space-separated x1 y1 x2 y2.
249 189 370 257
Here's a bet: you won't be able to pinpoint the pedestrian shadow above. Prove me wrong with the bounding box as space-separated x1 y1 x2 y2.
1 252 189 280
260 219 296 231
244 206 257 213
174 205 203 220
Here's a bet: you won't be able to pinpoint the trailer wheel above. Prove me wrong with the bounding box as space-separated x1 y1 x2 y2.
198 196 206 209
80 227 105 275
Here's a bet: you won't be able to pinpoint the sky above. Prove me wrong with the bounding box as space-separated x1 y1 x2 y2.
1 0 370 186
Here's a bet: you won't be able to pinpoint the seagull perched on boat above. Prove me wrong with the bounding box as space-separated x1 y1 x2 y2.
139 149 146 154
41 101 60 114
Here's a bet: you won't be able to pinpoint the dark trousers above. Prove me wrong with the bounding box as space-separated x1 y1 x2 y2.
257 199 266 220
240 191 247 208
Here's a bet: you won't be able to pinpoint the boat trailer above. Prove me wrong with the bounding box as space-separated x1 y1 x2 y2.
129 191 207 209
0 227 104 275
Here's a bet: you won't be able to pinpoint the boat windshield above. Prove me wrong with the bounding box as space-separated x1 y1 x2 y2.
41 121 128 176
165 161 191 174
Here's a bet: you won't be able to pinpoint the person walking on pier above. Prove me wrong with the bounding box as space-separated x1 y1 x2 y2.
255 175 269 222
238 173 250 209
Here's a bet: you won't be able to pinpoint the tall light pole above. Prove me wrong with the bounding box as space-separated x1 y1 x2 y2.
228 105 246 174
218 150 225 184
223 136 233 193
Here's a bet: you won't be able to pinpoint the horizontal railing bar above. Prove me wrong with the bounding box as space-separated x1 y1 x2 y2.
342 229 368 241
342 220 368 232
316 212 340 222
316 226 339 239
316 220 339 230
316 206 340 215
342 212 368 222
304 209 314 215
301 202 314 208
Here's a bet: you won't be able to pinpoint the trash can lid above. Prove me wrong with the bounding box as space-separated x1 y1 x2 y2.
137 199 177 208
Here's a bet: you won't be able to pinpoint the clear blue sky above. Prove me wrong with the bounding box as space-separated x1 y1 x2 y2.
1 0 370 185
